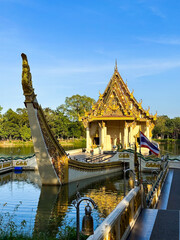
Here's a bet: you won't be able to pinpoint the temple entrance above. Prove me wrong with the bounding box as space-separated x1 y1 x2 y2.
93 137 99 146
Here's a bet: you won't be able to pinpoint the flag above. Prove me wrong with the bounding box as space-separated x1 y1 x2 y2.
140 131 160 156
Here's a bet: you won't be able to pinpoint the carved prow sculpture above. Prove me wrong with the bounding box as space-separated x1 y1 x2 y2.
21 53 68 185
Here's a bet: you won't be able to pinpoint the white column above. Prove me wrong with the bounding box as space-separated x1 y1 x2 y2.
86 125 90 152
130 126 133 147
104 125 107 150
101 126 104 148
119 131 122 143
124 125 128 149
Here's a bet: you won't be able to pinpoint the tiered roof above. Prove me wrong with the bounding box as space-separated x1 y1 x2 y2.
80 64 157 127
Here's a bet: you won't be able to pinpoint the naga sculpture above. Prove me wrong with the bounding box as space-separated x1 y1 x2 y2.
21 53 123 185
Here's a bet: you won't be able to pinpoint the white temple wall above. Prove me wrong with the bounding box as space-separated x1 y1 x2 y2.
106 121 124 150
87 120 152 153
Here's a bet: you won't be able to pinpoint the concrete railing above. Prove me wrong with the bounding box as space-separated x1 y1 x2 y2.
0 155 37 174
0 161 12 173
146 164 168 208
87 186 142 240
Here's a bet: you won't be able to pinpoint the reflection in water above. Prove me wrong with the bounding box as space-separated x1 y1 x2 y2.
33 171 156 237
0 170 169 237
33 186 67 236
34 172 127 237
0 144 85 157
159 141 180 157
0 171 129 237
0 146 34 157
86 187 124 217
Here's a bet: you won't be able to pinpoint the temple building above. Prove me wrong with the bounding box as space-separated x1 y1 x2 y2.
80 63 157 153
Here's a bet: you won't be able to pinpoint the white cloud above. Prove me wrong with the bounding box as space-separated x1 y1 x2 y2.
30 58 180 82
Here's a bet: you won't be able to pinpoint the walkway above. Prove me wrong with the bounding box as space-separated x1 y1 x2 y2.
128 168 180 240
69 152 114 163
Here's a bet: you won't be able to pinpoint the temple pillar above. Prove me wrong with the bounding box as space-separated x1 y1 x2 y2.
104 125 107 150
99 121 106 152
119 131 122 143
86 124 91 151
124 123 128 149
130 126 133 147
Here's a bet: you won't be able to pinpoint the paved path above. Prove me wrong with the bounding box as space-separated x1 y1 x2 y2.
128 168 180 240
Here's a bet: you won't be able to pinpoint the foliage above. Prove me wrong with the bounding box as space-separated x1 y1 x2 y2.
19 125 31 141
57 226 88 240
0 204 87 240
1 97 180 142
153 115 180 139
58 94 95 121
0 94 95 141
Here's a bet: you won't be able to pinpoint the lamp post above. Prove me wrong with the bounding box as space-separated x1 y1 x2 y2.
72 192 97 240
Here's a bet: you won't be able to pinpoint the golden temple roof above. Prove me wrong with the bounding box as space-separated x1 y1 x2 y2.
80 64 157 126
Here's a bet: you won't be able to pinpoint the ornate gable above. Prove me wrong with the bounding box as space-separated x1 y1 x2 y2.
80 63 157 127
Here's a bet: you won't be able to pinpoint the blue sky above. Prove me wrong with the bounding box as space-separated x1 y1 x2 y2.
0 0 180 118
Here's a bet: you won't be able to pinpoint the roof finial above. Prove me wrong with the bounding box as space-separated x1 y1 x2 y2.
115 59 118 71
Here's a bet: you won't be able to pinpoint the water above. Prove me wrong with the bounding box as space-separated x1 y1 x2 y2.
0 141 179 158
0 171 128 237
0 143 85 157
159 141 180 158
0 142 179 237
0 146 34 157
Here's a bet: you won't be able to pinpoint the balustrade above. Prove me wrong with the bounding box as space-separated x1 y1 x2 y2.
87 186 142 240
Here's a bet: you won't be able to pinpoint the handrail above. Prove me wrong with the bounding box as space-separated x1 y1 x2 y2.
146 162 168 208
87 186 141 240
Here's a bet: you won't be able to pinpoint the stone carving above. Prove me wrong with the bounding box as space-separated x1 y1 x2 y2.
21 53 36 103
21 53 68 184
37 106 68 184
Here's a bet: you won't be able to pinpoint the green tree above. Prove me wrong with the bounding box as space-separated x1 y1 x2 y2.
2 109 20 139
19 125 31 141
153 115 180 139
16 108 30 127
68 121 85 138
173 117 180 139
43 107 70 139
0 106 4 139
153 115 170 139
61 94 95 121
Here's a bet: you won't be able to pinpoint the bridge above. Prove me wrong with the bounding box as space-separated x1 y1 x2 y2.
88 164 180 240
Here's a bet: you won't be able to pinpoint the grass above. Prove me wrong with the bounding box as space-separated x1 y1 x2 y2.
0 226 88 240
153 138 180 143
59 138 86 150
0 203 88 240
0 140 33 147
0 139 86 149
